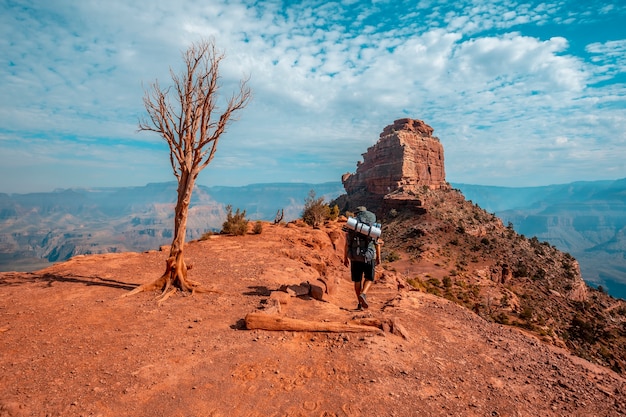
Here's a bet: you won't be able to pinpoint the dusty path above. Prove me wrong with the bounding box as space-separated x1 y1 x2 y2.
1 223 625 416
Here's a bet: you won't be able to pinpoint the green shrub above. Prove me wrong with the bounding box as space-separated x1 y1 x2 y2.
329 205 339 221
407 278 421 289
253 220 263 234
302 190 330 227
222 205 248 236
426 286 441 296
427 277 441 287
520 306 534 321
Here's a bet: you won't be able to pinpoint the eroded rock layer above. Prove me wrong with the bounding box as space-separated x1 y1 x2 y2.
339 118 448 212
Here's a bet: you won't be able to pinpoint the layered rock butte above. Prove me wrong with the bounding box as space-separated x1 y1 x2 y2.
340 118 448 213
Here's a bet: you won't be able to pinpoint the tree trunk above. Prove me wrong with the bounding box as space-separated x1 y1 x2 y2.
123 170 216 301
160 170 195 293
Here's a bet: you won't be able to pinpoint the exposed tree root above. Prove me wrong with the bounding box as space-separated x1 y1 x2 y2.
122 255 221 302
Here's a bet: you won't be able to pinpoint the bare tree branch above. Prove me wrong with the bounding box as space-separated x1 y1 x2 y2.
132 38 252 299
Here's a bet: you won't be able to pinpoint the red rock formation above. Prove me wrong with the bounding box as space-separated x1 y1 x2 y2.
340 118 448 211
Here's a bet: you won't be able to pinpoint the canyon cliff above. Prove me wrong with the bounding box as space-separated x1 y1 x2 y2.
338 118 448 213
333 117 626 375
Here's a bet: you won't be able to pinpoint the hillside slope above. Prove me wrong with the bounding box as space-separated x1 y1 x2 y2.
455 178 626 298
377 187 626 374
1 217 625 416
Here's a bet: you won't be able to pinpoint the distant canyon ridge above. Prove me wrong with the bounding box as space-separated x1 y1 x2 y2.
0 118 624 298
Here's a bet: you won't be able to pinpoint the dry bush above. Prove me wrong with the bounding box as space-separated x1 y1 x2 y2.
222 205 248 236
302 190 330 227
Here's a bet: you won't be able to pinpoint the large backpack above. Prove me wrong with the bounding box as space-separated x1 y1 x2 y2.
347 211 378 263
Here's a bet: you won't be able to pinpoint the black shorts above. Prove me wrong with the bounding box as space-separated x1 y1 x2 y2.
350 260 375 282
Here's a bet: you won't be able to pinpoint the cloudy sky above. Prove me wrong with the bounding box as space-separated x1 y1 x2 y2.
1 0 625 193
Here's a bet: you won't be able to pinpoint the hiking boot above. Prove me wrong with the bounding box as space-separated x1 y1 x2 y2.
356 303 363 311
358 293 369 309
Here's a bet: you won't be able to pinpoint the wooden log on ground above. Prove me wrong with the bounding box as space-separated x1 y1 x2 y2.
244 312 383 334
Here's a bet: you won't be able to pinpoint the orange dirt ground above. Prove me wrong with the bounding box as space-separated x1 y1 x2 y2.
1 222 625 416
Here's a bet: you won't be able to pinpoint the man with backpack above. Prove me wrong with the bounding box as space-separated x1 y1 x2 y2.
343 206 382 310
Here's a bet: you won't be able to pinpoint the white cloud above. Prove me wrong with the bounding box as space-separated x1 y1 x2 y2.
0 0 624 193
555 136 569 145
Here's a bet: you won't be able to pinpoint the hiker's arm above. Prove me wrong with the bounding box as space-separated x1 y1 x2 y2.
375 239 383 265
343 234 350 266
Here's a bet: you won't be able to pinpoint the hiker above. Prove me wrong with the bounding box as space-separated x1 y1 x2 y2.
343 206 383 310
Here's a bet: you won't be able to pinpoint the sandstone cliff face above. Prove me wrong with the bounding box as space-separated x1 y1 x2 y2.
339 118 448 212
343 118 447 195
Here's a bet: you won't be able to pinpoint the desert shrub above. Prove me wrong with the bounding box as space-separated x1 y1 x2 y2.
426 286 441 296
500 293 510 308
443 291 456 302
385 250 401 262
513 261 529 278
519 305 534 321
561 258 578 279
494 312 510 325
470 284 481 297
407 278 422 289
199 230 216 241
302 190 330 227
442 276 452 288
222 205 248 236
329 204 339 221
427 277 441 287
532 268 546 281
253 220 263 234
568 315 601 344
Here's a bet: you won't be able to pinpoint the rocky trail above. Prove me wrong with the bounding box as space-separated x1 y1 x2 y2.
1 222 625 417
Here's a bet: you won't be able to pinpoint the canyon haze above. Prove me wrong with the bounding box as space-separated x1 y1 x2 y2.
0 178 624 298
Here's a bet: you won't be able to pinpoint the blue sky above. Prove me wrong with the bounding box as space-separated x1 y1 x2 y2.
1 0 625 193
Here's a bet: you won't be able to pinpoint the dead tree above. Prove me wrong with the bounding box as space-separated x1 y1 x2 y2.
273 209 284 224
124 39 251 302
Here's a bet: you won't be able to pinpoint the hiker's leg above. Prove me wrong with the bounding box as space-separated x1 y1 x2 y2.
351 262 363 301
361 279 373 295
361 262 375 295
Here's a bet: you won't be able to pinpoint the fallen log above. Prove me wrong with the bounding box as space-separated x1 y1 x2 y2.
244 312 383 334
